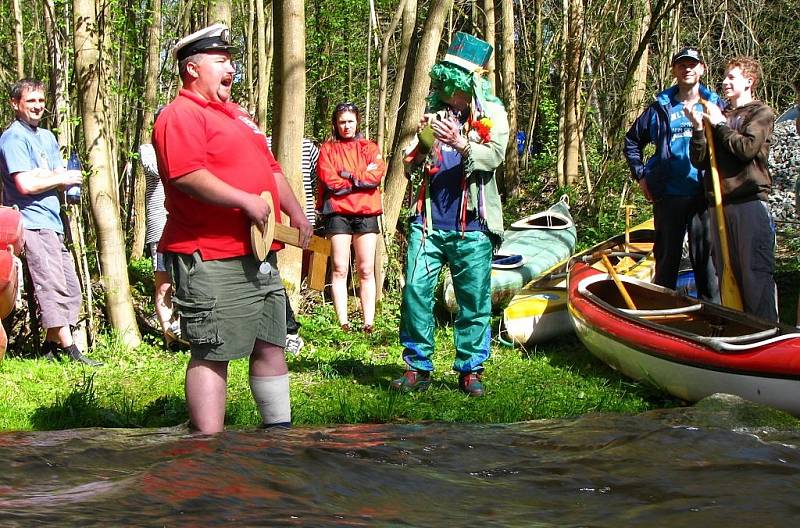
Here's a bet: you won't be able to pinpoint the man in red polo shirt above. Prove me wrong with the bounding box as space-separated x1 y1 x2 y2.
153 24 311 434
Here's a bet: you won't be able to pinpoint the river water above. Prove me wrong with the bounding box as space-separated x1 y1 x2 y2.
1 395 799 527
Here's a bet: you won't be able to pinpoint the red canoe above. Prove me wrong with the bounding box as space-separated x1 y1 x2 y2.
0 249 18 360
0 206 23 255
567 254 800 416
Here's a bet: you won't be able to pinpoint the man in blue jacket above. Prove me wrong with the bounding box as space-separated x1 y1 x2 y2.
624 47 721 302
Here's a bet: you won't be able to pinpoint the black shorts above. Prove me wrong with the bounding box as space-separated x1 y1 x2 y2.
321 214 380 235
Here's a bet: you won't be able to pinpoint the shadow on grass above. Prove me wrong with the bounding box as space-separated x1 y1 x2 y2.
30 374 187 430
523 333 683 407
291 356 404 389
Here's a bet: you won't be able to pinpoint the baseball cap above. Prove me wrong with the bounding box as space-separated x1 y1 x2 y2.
173 23 239 61
671 47 704 65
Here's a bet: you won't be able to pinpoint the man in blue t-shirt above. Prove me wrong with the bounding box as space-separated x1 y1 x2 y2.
623 47 722 302
0 78 100 365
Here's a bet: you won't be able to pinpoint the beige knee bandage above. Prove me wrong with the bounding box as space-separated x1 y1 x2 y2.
249 374 291 426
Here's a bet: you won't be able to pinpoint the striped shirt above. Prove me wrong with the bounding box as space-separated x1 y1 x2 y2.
139 143 167 244
266 137 320 225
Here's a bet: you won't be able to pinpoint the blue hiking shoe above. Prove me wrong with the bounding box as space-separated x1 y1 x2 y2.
390 370 431 392
459 372 484 397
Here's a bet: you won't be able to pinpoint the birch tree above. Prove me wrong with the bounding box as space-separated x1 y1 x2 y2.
382 0 454 241
498 0 518 196
73 0 141 348
272 0 306 303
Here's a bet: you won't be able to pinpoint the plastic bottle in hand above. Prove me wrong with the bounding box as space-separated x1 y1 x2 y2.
66 151 82 204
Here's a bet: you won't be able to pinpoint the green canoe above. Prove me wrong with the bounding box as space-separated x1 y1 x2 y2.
442 197 577 313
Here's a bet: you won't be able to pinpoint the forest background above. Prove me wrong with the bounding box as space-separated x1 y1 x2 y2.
0 0 798 353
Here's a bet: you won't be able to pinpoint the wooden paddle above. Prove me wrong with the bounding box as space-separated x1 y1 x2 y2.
250 191 332 291
621 204 634 252
701 100 743 311
250 191 276 262
595 251 637 310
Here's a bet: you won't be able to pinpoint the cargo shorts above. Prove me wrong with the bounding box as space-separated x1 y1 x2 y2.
165 251 286 361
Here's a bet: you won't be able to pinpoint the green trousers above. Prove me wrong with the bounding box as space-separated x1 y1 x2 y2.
399 223 493 373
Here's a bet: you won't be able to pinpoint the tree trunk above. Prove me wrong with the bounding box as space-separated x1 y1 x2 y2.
385 0 417 148
522 0 543 170
130 0 163 260
498 0 518 197
245 0 255 112
255 0 271 130
382 0 454 242
12 0 24 77
623 0 652 131
44 0 93 350
561 0 582 186
208 0 232 26
377 0 406 153
482 0 497 94
44 0 70 147
272 0 306 306
73 0 141 348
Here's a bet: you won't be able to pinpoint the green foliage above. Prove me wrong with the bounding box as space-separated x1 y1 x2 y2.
129 256 154 297
534 90 560 157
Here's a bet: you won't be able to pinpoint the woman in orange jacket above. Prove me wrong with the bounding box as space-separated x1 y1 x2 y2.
317 102 386 332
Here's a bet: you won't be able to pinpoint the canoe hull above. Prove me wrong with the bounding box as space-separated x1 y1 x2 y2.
0 249 18 360
568 261 800 416
0 206 23 255
502 288 571 345
571 309 800 414
0 250 17 319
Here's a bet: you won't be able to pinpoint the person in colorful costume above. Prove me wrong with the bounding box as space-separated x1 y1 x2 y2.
152 24 311 433
316 102 385 333
391 33 509 397
624 47 722 303
686 56 777 321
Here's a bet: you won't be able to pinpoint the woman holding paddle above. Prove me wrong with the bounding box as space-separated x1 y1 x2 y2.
316 102 385 333
686 56 777 321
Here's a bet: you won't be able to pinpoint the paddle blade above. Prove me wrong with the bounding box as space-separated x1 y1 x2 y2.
719 267 744 310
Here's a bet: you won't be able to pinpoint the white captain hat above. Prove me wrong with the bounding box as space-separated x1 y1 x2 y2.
172 23 239 61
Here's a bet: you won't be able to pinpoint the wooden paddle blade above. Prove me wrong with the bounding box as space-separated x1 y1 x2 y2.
250 191 276 261
701 101 744 311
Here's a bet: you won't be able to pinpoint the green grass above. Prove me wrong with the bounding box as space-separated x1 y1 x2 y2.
0 293 679 431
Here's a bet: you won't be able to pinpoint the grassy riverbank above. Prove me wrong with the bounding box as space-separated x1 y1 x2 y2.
0 291 681 431
3 224 800 432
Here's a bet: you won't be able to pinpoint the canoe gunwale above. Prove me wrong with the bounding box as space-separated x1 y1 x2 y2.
576 272 798 353
510 211 575 231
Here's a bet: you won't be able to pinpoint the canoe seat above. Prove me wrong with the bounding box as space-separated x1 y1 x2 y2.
492 254 525 269
621 304 702 317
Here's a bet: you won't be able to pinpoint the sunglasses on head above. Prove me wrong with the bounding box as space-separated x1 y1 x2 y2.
335 102 358 112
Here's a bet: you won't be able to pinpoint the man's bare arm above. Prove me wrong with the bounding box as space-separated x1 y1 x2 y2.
14 168 81 195
170 168 270 229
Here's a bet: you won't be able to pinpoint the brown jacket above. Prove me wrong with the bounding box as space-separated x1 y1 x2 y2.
689 100 774 204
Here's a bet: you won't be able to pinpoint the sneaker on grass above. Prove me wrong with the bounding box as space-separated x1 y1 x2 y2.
285 334 304 355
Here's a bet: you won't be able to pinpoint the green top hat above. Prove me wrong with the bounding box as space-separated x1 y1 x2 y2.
443 32 493 73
